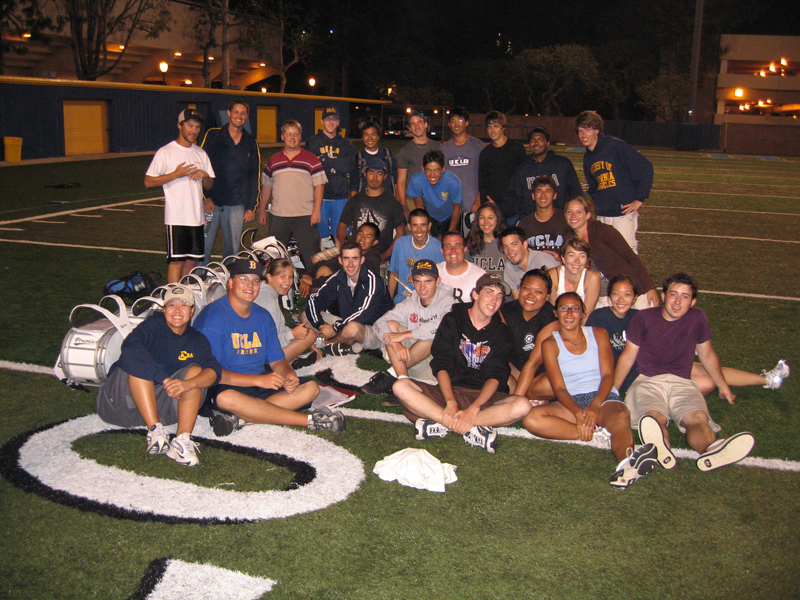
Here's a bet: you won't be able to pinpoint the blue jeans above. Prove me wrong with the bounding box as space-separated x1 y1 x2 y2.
318 198 348 238
203 204 246 265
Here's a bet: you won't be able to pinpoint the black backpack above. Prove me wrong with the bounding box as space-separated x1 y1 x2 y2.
103 271 162 303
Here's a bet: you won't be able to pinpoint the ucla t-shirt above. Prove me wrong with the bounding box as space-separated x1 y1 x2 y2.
194 296 285 374
406 170 462 222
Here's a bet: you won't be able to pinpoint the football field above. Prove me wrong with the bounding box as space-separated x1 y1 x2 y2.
0 146 798 599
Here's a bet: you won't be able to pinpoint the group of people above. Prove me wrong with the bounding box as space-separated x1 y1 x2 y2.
114 103 789 485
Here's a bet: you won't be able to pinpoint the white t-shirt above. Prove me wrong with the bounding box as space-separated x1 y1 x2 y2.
437 261 486 304
146 141 215 226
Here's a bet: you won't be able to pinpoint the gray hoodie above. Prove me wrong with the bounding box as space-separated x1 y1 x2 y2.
374 284 455 342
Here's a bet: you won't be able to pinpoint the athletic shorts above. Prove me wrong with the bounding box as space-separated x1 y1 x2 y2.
399 380 510 424
206 376 313 411
166 224 204 262
625 373 720 433
95 364 202 427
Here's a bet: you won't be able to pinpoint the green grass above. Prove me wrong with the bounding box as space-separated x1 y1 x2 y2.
1 147 800 599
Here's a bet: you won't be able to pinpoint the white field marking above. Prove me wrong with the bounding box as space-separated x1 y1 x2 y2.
640 231 800 244
137 203 167 208
0 197 164 226
652 188 800 200
69 213 103 218
699 290 800 302
103 207 135 212
0 227 24 231
1 361 797 473
31 220 66 224
147 560 275 600
645 205 800 217
0 238 163 254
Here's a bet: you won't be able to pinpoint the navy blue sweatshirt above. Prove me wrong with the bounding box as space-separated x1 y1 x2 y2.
305 130 358 199
582 134 653 217
505 150 583 216
305 265 393 332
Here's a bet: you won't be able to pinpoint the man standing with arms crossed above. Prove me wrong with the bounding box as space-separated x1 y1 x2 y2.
258 120 327 269
396 110 441 216
200 100 261 264
145 109 214 283
305 106 358 248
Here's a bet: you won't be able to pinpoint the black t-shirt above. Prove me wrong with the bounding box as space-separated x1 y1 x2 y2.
339 190 405 256
586 306 639 392
500 300 557 371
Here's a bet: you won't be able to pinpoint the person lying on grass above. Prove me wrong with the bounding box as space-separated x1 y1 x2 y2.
587 274 790 395
521 292 659 489
254 257 321 369
392 273 532 453
361 259 455 406
194 257 343 437
614 272 760 473
95 284 221 467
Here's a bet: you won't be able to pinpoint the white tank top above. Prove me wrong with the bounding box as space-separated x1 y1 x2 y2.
557 265 587 300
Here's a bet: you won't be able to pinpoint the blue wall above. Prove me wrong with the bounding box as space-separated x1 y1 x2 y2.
0 81 351 159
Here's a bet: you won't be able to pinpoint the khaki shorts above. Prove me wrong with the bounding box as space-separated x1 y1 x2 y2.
322 311 382 351
379 325 435 383
625 373 720 433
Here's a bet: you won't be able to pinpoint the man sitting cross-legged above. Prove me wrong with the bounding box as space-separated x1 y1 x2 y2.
194 257 344 437
392 273 533 453
305 241 393 356
361 259 455 405
95 284 222 466
614 272 755 473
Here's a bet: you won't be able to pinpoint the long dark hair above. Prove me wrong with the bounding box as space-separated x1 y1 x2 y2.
466 203 506 256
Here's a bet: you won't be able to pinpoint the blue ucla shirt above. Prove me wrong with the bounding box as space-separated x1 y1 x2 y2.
406 170 462 222
194 296 285 375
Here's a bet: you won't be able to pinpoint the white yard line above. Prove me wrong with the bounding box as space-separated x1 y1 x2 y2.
645 205 800 216
640 231 800 244
0 238 163 254
0 227 24 231
0 197 164 226
652 188 800 200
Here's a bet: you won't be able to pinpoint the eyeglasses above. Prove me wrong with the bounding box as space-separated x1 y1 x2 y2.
557 305 583 313
235 276 260 286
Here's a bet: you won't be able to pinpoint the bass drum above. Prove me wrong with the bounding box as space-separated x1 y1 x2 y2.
57 324 124 387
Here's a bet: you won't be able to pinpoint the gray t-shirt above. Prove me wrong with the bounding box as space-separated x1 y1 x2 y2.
397 139 442 179
504 249 559 292
442 135 484 210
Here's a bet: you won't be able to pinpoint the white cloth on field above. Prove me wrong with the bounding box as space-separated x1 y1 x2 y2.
373 448 457 493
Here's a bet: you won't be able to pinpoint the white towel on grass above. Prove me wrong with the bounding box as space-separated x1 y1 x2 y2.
373 448 457 492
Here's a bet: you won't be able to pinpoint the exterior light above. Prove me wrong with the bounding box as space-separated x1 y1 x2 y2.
261 87 267 93
159 62 168 73
22 33 31 38
308 77 316 87
734 88 743 97
769 63 776 72
767 99 772 103
781 58 787 66
208 56 214 61
118 45 124 49
184 79 192 85
406 108 411 113
174 52 181 57
433 109 438 114
259 62 265 67
760 71 766 77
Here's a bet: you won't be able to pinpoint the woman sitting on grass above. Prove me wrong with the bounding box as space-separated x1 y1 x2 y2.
586 274 791 394
466 203 507 276
522 292 659 489
256 258 321 368
547 236 601 322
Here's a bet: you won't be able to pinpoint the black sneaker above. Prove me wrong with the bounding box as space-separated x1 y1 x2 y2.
610 443 659 489
291 351 319 370
381 394 401 407
361 371 397 395
326 343 355 357
210 409 241 437
308 406 346 432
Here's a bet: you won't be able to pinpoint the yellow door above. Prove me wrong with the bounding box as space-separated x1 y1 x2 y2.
257 105 278 143
63 100 109 155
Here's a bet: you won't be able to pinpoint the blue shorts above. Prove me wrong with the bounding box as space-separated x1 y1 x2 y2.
318 198 348 238
206 376 313 411
571 390 622 410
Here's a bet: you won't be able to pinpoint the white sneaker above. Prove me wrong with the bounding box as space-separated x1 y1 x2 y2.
463 426 497 453
696 432 755 472
166 432 200 467
414 419 449 440
762 359 790 390
610 443 659 489
638 415 676 469
146 423 171 455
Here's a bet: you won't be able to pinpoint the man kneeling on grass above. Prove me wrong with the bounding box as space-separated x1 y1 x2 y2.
614 272 755 473
361 259 455 405
194 257 344 437
392 273 532 453
96 285 221 467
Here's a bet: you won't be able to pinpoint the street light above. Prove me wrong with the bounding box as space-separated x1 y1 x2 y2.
159 61 168 85
308 77 316 87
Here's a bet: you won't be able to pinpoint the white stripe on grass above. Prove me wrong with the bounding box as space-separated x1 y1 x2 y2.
652 188 800 200
0 238 163 254
640 231 800 244
3 359 797 473
646 205 800 216
0 197 164 226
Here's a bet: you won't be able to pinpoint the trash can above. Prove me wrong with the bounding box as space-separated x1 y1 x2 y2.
4 137 22 162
